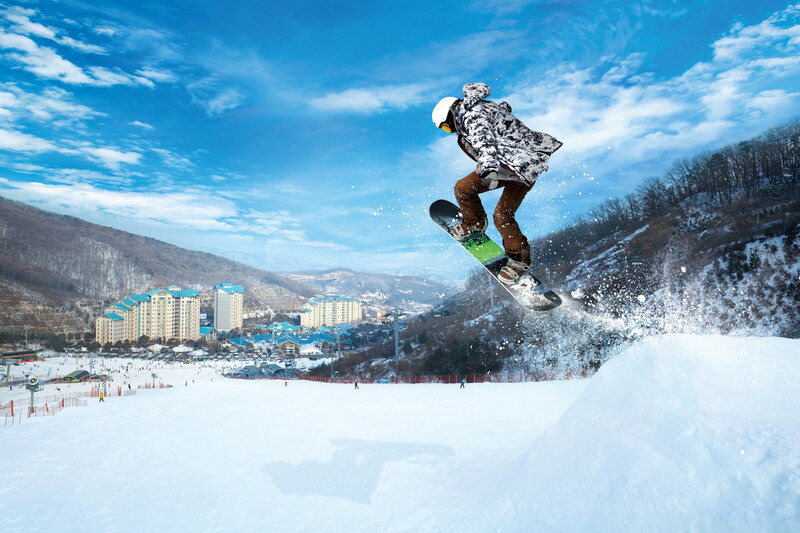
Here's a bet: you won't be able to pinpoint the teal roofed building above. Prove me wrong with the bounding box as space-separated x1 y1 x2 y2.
216 283 245 295
215 282 245 332
300 294 363 328
97 285 201 345
267 322 301 334
169 289 201 298
199 327 217 340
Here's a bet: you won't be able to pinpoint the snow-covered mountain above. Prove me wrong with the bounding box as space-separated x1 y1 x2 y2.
540 190 800 338
283 268 448 314
0 196 317 334
0 198 447 336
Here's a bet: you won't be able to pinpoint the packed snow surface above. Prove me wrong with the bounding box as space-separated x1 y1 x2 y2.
1 334 798 532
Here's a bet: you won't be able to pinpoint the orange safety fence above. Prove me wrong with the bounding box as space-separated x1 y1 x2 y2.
1 386 139 413
3 397 88 426
1 382 174 427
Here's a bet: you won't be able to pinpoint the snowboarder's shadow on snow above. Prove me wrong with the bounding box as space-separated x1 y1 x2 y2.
262 438 454 503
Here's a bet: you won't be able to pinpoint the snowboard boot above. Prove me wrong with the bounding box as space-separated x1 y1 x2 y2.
498 246 531 285
452 216 488 241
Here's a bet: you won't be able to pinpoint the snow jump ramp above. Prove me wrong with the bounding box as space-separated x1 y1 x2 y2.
488 334 800 533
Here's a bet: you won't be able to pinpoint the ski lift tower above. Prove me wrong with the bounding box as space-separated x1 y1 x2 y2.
330 326 344 379
383 310 405 380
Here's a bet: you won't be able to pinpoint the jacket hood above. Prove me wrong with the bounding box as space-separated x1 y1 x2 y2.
462 82 491 110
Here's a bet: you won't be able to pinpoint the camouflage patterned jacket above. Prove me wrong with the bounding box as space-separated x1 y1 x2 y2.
453 82 562 187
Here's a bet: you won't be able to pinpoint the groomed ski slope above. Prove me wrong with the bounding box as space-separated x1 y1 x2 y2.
1 334 798 533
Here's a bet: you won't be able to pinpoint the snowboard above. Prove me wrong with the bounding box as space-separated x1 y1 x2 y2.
429 199 562 312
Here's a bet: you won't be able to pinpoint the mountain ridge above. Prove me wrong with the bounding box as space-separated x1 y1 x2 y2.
0 196 446 336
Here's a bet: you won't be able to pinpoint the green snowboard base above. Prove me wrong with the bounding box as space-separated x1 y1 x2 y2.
429 199 562 312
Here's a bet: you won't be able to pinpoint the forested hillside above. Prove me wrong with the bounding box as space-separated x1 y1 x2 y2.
325 119 800 379
536 118 800 335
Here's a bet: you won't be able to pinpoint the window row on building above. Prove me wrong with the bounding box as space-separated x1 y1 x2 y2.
299 295 363 328
96 286 202 345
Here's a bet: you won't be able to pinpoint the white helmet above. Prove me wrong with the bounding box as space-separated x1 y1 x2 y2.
431 96 458 130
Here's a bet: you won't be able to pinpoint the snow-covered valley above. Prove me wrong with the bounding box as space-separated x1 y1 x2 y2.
1 334 797 532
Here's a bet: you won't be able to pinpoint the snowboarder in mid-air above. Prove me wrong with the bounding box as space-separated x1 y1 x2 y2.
431 83 562 285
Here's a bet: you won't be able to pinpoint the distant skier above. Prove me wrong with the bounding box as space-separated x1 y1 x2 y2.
460 378 466 389
432 83 562 284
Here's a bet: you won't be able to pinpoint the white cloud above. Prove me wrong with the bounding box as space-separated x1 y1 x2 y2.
93 27 117 37
187 78 245 116
130 120 154 130
0 29 154 87
119 28 181 62
152 148 194 170
0 29 47 54
0 127 58 152
5 10 57 40
87 66 154 87
467 0 546 15
10 162 47 172
0 30 91 83
203 88 245 116
0 89 18 116
81 147 143 170
310 83 434 114
0 177 322 246
712 7 800 63
747 89 796 117
42 167 133 187
0 84 103 127
136 68 178 83
2 8 106 54
57 36 105 54
0 177 232 228
0 84 153 172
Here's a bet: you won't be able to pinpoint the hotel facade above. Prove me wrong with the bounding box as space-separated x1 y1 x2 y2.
96 286 201 344
300 295 363 328
214 283 245 332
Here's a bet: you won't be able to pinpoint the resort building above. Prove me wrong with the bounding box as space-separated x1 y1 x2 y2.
96 286 201 344
214 283 245 332
300 295 363 328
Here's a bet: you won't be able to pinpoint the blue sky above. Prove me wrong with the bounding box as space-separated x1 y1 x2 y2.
1 0 799 283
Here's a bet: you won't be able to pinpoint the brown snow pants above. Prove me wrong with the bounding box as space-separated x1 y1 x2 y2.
454 171 531 258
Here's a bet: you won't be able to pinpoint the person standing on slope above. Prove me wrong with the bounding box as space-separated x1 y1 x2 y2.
432 83 562 284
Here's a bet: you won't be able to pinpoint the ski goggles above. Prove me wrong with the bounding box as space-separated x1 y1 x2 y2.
439 122 454 133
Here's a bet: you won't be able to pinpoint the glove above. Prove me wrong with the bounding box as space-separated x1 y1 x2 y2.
480 170 499 190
